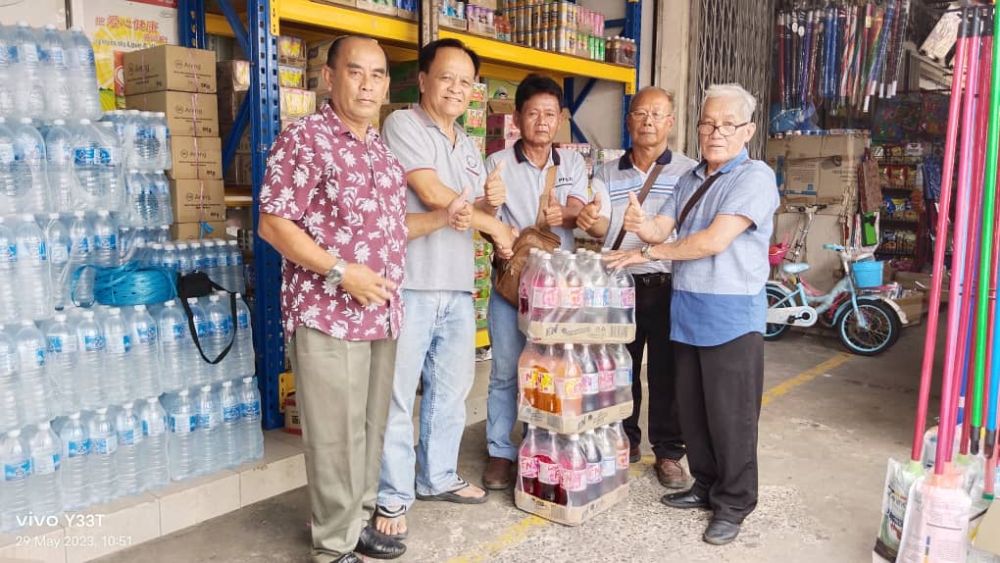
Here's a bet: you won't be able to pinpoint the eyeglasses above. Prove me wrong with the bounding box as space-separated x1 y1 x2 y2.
628 110 673 122
697 122 750 137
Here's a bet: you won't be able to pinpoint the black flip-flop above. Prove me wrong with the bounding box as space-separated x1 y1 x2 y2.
374 505 409 540
415 478 489 505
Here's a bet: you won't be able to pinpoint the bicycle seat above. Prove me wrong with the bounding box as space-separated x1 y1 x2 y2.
782 262 811 275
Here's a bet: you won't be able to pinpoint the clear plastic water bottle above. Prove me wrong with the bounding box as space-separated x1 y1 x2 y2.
96 121 125 213
239 376 263 462
128 305 161 400
58 411 89 510
45 313 78 415
91 209 118 267
10 22 45 119
607 266 636 325
138 396 169 491
176 242 194 275
87 407 118 504
558 253 584 323
0 218 18 324
201 240 220 283
125 169 148 227
0 327 20 433
219 380 241 469
167 389 196 481
0 118 17 212
194 384 220 474
0 429 31 531
234 294 255 378
39 24 72 120
154 112 172 169
66 211 94 305
132 111 161 170
611 343 633 405
74 310 104 410
64 27 101 121
227 240 245 293
44 214 70 310
161 242 179 272
157 300 190 393
155 224 170 244
101 307 131 405
0 27 15 118
149 171 172 225
14 320 50 425
27 421 62 517
15 214 52 319
115 402 142 497
205 294 234 382
45 121 79 212
10 118 49 213
580 251 609 324
186 297 211 386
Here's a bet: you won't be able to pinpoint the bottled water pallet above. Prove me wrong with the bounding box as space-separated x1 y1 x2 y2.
521 322 636 345
0 431 305 563
518 401 633 435
514 483 630 527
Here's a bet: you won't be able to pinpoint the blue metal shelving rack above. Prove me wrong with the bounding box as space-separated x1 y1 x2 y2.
177 0 642 430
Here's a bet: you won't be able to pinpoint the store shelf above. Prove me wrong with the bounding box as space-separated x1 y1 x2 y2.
205 0 637 92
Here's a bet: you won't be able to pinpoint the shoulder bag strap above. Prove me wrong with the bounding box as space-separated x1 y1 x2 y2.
183 289 239 365
611 163 665 251
676 172 723 232
534 165 559 230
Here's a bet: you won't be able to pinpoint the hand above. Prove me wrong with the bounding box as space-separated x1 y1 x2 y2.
448 187 472 231
623 192 647 234
340 263 397 307
492 224 519 260
576 192 602 231
602 249 649 270
544 190 563 228
485 161 506 208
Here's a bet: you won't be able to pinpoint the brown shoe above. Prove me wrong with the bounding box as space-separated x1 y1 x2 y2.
629 445 641 464
482 457 513 490
655 458 691 489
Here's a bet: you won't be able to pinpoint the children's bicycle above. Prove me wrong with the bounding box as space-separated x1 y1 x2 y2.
765 243 906 356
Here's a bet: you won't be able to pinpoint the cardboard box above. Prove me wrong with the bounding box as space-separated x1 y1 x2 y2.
487 99 516 115
487 79 519 101
311 0 356 7
279 64 306 89
397 7 417 20
306 67 329 94
469 82 488 109
440 14 467 31
283 392 302 435
487 137 518 155
225 153 253 186
895 291 925 326
277 35 306 66
356 0 396 15
487 113 521 140
515 484 629 527
218 89 248 125
522 322 635 345
281 88 316 119
171 221 227 240
71 0 178 110
170 179 226 223
766 134 868 204
518 402 633 435
123 44 217 95
217 60 250 92
168 136 222 180
470 0 498 9
307 39 338 69
127 91 219 136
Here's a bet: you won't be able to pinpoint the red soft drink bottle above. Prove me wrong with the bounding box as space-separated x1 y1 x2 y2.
517 342 541 408
519 249 540 317
595 344 617 409
594 425 617 496
556 343 582 417
609 421 630 487
518 424 541 496
531 254 559 322
536 429 560 503
577 344 599 414
557 433 589 507
580 429 604 504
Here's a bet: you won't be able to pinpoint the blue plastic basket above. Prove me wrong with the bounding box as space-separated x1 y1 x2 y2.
852 260 884 288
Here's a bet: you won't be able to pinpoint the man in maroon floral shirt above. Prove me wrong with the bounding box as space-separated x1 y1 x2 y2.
259 36 470 563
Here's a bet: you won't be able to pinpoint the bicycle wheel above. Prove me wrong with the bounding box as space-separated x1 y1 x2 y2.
765 284 792 341
838 300 901 356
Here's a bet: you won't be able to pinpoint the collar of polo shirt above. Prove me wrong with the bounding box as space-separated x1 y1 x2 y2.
694 148 750 178
513 139 561 167
618 147 673 170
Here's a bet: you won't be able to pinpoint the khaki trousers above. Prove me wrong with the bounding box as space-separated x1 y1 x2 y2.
289 327 398 561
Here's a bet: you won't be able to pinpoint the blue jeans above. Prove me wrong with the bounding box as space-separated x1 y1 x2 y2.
378 290 476 510
485 290 526 461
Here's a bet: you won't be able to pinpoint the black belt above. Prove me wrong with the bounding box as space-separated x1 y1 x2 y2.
633 272 671 288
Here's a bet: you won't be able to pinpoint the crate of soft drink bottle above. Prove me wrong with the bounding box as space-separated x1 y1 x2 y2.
518 248 636 344
515 423 630 526
517 341 633 434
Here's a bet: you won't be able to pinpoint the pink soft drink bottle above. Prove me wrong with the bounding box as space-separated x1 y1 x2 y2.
611 344 633 405
606 261 636 324
536 429 560 503
557 433 589 507
518 424 541 496
558 254 584 323
581 250 609 324
577 344 599 414
519 249 540 318
531 254 559 322
579 429 604 504
595 344 617 409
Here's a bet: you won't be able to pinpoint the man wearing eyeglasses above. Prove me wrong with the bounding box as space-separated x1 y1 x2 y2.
605 83 779 546
576 86 696 491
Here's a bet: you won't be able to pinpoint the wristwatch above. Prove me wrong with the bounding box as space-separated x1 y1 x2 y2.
641 244 654 261
325 260 348 287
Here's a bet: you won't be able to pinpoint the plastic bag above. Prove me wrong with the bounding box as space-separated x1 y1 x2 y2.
874 458 924 561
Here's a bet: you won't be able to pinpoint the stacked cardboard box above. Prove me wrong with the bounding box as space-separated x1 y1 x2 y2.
486 99 519 156
459 83 488 157
123 45 225 237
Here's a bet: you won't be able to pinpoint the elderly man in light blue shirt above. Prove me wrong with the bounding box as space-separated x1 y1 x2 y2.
607 83 780 547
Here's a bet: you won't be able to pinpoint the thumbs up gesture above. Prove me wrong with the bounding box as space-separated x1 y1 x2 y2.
448 187 473 231
623 192 647 234
485 161 507 208
543 189 564 228
576 192 603 231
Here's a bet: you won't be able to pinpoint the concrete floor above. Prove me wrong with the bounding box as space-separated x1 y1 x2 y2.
97 322 938 563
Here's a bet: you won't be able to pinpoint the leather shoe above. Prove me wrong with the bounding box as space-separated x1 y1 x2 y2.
629 445 641 464
331 554 362 563
660 488 709 510
355 525 407 560
703 519 741 545
654 458 691 489
483 457 513 490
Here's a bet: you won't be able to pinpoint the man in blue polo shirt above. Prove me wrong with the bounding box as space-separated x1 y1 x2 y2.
606 83 779 546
